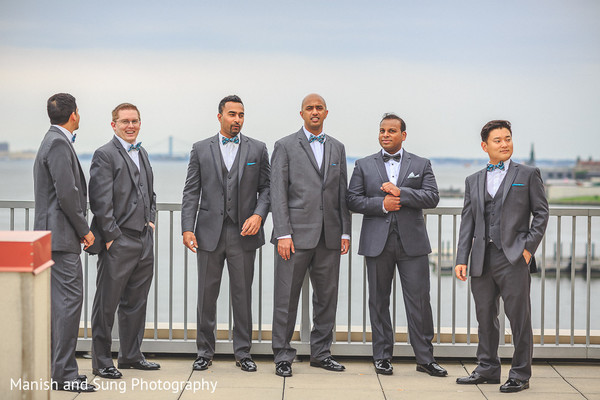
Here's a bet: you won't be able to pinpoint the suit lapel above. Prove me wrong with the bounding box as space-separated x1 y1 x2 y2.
112 137 139 185
476 168 486 215
373 152 389 184
209 134 224 183
322 138 332 182
237 135 249 185
502 162 519 202
297 130 320 175
396 151 411 185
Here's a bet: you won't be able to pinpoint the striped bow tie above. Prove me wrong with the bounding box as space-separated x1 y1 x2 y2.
222 136 240 145
128 142 142 152
487 160 505 172
308 134 325 144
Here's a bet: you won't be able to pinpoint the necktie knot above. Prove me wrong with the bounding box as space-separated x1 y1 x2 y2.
382 153 401 163
128 142 142 152
71 134 76 143
308 134 325 144
222 136 240 145
487 160 505 172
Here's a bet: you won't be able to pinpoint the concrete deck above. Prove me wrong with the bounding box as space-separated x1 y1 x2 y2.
50 355 600 399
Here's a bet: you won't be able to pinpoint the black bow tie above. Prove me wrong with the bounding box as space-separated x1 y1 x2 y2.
382 154 401 163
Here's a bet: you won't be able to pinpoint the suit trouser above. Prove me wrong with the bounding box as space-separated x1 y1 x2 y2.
51 251 84 382
471 244 533 381
365 232 435 363
272 233 340 363
91 228 154 369
196 219 256 361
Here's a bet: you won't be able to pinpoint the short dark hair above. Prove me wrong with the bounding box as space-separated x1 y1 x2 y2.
481 120 512 142
218 95 243 114
47 93 77 125
380 113 406 132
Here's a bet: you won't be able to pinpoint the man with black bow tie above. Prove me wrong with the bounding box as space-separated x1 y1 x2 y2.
89 103 160 379
455 120 549 393
347 113 447 377
181 95 270 373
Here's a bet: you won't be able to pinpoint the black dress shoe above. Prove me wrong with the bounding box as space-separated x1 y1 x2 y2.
236 357 257 372
456 371 500 384
93 366 123 379
500 378 529 393
193 356 212 371
374 359 393 375
275 361 292 377
55 376 96 392
118 359 161 370
417 362 448 377
310 356 345 371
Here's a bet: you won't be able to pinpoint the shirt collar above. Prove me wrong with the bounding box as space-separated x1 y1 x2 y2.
381 148 403 157
115 134 139 151
52 125 74 143
303 126 325 141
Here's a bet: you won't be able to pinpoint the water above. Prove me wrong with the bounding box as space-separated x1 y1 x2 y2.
1 158 598 331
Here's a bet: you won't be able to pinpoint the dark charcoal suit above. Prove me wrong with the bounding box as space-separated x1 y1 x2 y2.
456 161 549 381
181 133 270 361
34 125 90 382
270 128 351 364
89 136 156 369
347 150 439 363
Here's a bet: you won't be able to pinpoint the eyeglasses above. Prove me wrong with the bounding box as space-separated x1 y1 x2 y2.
115 119 141 126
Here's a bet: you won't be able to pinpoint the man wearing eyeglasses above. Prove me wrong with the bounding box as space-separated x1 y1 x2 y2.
88 103 160 380
181 95 270 373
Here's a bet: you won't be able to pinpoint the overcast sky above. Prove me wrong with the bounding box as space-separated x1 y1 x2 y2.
1 0 598 160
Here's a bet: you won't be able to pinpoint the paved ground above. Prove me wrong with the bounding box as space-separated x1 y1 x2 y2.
50 355 600 399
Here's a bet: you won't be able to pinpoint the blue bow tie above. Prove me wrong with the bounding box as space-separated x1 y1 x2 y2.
71 134 76 143
222 136 239 145
487 160 505 172
308 134 325 144
128 142 142 152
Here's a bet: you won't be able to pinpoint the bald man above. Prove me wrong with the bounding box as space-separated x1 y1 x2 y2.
270 94 351 377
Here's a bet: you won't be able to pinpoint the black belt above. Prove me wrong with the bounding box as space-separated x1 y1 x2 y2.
121 225 148 238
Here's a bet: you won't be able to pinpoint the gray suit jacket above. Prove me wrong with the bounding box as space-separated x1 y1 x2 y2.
34 126 89 254
347 150 439 258
88 136 156 247
456 162 549 276
270 129 351 250
181 134 270 252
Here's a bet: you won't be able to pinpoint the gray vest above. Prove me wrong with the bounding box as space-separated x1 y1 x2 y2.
484 176 506 250
120 155 152 232
220 150 240 224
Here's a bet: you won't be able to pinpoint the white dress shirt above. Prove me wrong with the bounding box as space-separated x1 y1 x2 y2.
382 148 403 213
303 126 325 168
53 124 75 144
487 159 510 197
219 133 240 171
115 135 141 170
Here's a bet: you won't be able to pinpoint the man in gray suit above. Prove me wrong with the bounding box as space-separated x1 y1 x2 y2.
182 95 270 373
89 103 160 379
455 120 549 393
347 113 447 377
270 93 351 377
34 93 96 392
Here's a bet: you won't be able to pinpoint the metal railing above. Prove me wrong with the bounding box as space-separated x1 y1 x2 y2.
1 200 599 359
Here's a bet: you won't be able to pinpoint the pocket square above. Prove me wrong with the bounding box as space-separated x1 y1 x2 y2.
331 163 337 166
512 183 524 186
246 162 256 166
407 172 420 179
